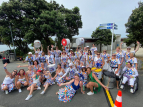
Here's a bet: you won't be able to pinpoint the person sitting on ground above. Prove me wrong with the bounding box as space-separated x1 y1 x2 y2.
52 64 65 86
1 63 17 94
56 74 85 102
120 62 138 93
15 69 29 93
25 70 42 100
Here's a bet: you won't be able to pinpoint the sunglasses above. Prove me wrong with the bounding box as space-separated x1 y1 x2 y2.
127 48 131 50
97 54 100 55
104 51 106 52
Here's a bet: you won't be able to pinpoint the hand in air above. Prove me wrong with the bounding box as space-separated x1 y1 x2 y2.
137 41 140 44
17 65 21 68
4 63 8 67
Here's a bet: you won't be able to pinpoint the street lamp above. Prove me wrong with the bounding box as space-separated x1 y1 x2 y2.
9 25 17 61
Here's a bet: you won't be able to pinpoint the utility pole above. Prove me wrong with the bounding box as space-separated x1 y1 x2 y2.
9 25 17 61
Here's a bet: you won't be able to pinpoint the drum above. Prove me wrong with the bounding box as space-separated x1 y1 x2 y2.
61 38 70 46
76 38 85 46
103 71 116 89
91 67 102 79
34 40 41 48
48 64 56 74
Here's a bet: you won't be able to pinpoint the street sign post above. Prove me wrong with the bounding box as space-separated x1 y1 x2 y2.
99 23 118 55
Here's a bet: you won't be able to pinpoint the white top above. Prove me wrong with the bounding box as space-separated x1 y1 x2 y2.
33 76 40 84
46 55 54 64
3 76 14 84
123 67 138 77
61 67 79 78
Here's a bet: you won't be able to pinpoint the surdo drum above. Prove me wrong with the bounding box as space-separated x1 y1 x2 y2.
103 71 116 89
76 38 85 46
34 40 41 48
61 39 70 46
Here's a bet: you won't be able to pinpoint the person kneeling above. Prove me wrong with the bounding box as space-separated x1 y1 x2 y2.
120 62 138 93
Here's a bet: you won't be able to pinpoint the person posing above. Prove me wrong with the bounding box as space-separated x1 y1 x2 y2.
120 62 138 93
52 64 65 86
57 74 84 102
40 70 54 94
54 46 62 68
46 51 55 74
75 46 80 58
24 52 34 65
115 47 124 74
61 51 68 71
107 53 121 89
39 62 47 71
90 44 97 58
86 50 93 68
39 52 48 68
79 66 87 91
86 67 108 95
76 58 83 72
33 52 40 66
15 69 29 93
25 70 42 100
128 53 138 70
93 52 105 69
26 66 35 86
101 50 110 70
59 63 79 81
120 41 140 63
1 63 17 94
34 44 43 56
79 50 86 66
69 52 77 65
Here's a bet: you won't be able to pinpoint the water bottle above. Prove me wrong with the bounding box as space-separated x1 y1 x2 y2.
83 85 85 91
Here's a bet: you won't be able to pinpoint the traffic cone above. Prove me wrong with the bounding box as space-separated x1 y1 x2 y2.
114 90 122 107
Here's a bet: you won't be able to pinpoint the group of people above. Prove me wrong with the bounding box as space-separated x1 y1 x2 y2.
1 41 140 102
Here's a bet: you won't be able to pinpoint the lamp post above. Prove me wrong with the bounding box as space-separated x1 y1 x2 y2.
9 25 17 61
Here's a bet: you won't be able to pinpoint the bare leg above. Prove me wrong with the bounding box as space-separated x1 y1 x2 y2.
116 81 119 89
17 82 21 89
29 84 36 95
43 83 49 92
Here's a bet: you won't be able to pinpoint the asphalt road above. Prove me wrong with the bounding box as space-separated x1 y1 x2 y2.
0 60 143 107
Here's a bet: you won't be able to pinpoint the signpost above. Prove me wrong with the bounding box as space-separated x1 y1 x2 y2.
99 23 118 55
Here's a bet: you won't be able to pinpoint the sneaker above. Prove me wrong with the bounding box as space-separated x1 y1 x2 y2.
40 91 45 95
19 89 22 93
53 82 55 84
130 89 134 93
25 95 32 101
87 91 94 95
120 85 124 89
37 87 41 90
5 90 8 94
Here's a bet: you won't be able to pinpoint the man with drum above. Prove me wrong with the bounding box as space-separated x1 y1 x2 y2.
107 53 121 89
24 52 34 65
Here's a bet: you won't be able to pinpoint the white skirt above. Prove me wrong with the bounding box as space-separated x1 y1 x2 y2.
103 60 109 70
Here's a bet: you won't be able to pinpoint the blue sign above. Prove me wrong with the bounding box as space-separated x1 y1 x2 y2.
99 27 117 30
100 23 113 27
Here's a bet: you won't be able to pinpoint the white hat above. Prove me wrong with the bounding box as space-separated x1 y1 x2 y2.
69 63 73 66
94 49 97 51
70 49 73 50
86 46 89 47
28 52 32 54
127 46 131 49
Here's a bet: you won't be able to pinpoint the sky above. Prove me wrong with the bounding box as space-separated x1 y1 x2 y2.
0 0 142 51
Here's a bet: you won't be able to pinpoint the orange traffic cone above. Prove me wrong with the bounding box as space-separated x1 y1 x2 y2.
114 90 122 107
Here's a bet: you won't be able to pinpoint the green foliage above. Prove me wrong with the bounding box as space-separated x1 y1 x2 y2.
91 27 116 52
125 1 143 46
0 0 82 53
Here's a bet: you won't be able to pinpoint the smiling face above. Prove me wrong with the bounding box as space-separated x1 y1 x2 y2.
116 47 120 52
42 52 45 56
74 75 79 81
87 68 91 74
130 53 134 58
41 63 44 67
112 53 116 59
19 69 25 75
127 48 131 52
12 70 17 76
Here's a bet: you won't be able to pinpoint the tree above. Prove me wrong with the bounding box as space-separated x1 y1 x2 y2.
91 27 116 52
0 0 82 53
125 1 143 47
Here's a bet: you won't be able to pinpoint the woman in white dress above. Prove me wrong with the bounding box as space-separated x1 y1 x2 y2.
86 50 93 68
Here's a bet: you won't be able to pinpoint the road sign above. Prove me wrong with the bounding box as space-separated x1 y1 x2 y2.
99 27 117 30
99 23 113 27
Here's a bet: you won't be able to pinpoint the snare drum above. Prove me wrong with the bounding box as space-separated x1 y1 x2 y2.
103 71 116 89
48 64 56 74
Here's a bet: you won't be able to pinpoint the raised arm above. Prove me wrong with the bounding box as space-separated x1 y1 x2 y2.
17 65 29 68
3 63 11 76
135 41 140 53
47 46 49 53
60 79 74 86
34 46 36 52
41 44 43 52
92 73 108 90
120 42 123 50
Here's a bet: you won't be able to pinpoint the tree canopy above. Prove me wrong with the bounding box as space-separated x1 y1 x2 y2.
125 2 143 47
0 0 82 53
91 27 116 52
